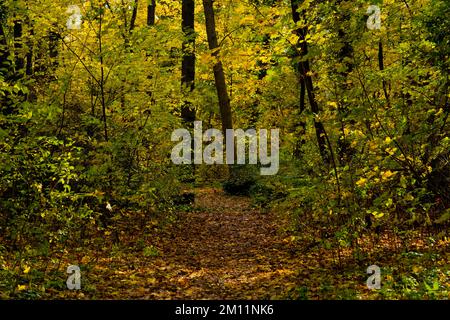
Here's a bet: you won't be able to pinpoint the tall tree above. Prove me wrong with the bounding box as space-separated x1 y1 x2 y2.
202 0 233 136
147 0 156 26
334 0 355 164
181 0 196 124
0 4 9 80
13 20 24 74
0 4 11 111
290 0 331 165
130 0 139 32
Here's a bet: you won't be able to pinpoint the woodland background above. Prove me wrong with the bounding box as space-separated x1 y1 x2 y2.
0 0 449 299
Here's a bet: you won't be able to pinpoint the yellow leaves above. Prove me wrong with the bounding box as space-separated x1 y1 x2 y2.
17 284 27 291
342 191 352 199
327 101 338 109
199 72 211 81
412 265 423 273
287 33 299 45
91 190 105 197
283 236 299 243
385 147 397 156
188 269 206 279
435 108 444 117
234 3 247 15
239 16 253 26
381 170 396 181
400 175 408 189
135 286 147 295
23 265 31 274
357 168 396 188
199 53 215 68
368 141 378 151
81 256 90 264
356 178 367 187
371 211 385 219
33 183 43 193
177 276 189 287
385 198 393 208
353 129 365 137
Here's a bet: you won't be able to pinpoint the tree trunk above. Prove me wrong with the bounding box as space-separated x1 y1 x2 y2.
202 0 233 135
26 30 33 76
147 0 156 26
0 21 9 79
181 0 196 124
0 17 11 111
13 20 25 75
130 0 138 32
291 0 330 164
335 2 354 164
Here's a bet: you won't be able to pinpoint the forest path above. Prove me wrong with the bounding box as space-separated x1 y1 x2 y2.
151 188 298 299
93 188 303 299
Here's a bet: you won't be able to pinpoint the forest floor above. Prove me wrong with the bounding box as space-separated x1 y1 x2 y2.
9 188 448 299
71 188 309 299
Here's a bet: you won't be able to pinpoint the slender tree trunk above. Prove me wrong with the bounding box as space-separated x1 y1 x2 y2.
181 0 196 124
378 40 390 105
147 0 156 26
48 26 59 68
13 20 24 74
335 2 354 164
25 30 33 76
1 15 28 116
130 0 138 32
0 18 11 111
202 0 233 135
98 11 108 142
0 21 9 79
291 0 330 164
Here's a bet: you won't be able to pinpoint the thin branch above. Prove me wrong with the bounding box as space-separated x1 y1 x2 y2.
59 35 100 86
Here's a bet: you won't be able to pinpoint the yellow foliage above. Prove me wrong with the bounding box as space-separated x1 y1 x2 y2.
17 285 27 291
381 170 396 181
356 177 367 187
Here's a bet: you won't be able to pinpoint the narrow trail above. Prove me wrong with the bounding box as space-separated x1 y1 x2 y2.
92 188 304 299
153 188 299 299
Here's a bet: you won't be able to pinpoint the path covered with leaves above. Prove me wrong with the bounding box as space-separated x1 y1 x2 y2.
86 189 303 299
